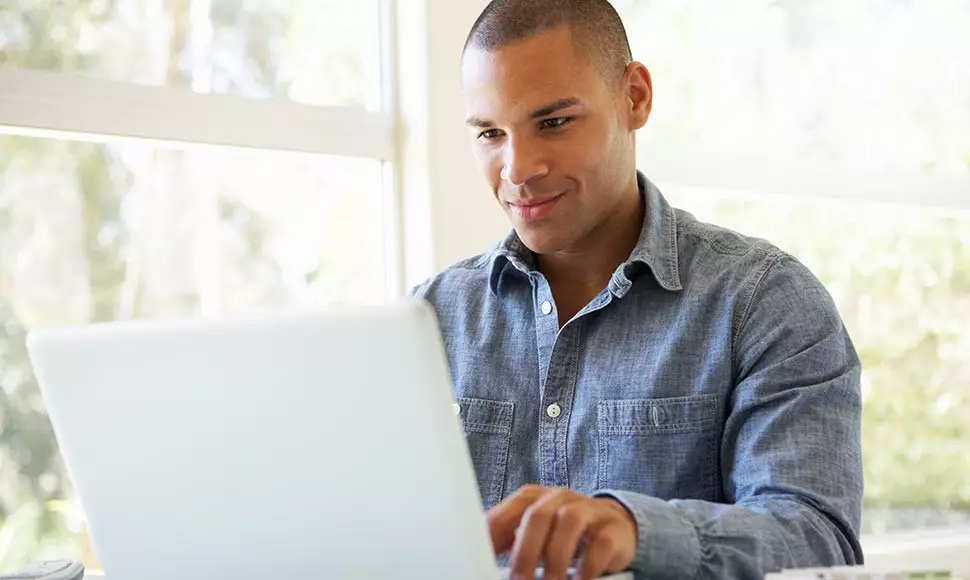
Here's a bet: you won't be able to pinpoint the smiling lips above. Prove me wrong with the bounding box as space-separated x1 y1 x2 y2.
507 193 564 221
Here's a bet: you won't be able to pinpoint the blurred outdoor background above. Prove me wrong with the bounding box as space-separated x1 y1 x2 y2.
0 0 968 571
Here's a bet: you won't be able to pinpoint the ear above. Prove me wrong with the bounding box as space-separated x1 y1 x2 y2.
622 62 653 130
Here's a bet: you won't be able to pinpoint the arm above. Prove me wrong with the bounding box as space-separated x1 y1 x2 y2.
597 254 864 579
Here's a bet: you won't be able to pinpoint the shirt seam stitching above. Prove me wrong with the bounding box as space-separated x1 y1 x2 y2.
677 221 749 257
731 251 790 370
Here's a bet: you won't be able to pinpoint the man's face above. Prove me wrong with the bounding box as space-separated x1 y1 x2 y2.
461 25 645 255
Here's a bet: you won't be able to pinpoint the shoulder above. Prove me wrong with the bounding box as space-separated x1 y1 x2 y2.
409 248 495 304
671 207 836 334
674 207 787 267
672 207 826 293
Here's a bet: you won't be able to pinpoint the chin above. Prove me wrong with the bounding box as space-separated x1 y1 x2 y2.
513 227 567 256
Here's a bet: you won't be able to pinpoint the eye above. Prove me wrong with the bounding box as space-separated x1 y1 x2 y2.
478 128 504 141
540 117 572 130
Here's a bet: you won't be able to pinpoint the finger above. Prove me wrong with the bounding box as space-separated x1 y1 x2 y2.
487 485 547 556
542 502 597 580
576 522 628 580
508 489 578 580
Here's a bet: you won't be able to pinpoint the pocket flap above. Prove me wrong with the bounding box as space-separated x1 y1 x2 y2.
456 397 514 435
598 394 717 435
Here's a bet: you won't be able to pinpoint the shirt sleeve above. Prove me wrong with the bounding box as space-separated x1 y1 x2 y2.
595 253 864 579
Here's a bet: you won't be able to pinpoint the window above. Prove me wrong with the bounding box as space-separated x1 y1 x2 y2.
612 0 970 177
612 0 970 542
0 0 382 109
0 135 387 317
0 0 391 572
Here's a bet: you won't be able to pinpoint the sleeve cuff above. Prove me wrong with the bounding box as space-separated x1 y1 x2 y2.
594 489 702 578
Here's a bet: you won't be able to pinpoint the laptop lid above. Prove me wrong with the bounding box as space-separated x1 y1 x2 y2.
27 300 497 580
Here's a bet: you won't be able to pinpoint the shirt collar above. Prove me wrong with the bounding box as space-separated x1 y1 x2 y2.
487 171 683 297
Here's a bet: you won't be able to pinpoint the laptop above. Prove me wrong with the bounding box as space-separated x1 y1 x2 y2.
26 300 633 580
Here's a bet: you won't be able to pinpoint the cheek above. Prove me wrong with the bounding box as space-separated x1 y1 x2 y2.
559 135 606 180
564 129 624 199
476 148 504 190
587 125 625 175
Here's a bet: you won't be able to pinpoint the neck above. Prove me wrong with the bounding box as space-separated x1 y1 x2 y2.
538 186 645 323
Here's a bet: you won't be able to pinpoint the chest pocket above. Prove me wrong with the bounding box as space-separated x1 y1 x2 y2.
597 394 719 501
456 397 514 510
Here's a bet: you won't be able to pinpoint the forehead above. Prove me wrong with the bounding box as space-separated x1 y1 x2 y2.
461 26 606 121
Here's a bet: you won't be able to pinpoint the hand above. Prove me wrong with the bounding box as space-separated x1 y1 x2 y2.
487 485 638 580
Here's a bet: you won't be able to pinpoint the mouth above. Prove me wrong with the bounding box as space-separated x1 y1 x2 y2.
507 193 564 222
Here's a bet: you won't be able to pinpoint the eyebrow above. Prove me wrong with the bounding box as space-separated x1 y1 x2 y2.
464 97 583 128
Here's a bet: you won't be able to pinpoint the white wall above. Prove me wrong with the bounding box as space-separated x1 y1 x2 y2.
396 0 509 289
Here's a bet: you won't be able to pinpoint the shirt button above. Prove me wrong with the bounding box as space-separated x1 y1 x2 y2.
453 402 461 416
540 301 553 315
546 403 562 419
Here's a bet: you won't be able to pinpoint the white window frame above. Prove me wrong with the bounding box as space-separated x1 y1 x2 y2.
641 143 970 211
0 0 409 298
0 68 395 159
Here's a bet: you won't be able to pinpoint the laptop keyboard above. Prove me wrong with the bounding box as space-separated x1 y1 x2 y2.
498 570 570 580
497 569 634 580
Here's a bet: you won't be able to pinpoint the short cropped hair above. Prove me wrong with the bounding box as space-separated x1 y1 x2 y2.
463 0 634 86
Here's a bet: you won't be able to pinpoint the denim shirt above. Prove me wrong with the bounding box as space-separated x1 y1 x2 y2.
411 172 864 579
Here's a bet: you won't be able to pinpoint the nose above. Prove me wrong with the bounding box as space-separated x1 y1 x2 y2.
501 135 548 186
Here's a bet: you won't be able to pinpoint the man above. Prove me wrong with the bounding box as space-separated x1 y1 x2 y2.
411 1 864 578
